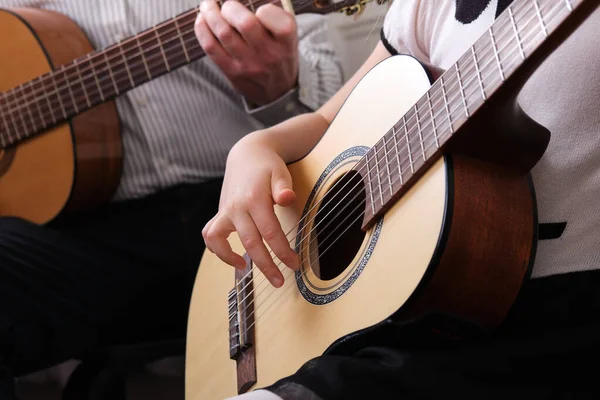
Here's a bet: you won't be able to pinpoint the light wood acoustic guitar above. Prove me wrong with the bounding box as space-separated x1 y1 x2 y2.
0 0 384 225
186 0 599 398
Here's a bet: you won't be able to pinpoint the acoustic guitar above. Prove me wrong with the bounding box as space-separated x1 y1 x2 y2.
0 0 384 225
185 0 598 398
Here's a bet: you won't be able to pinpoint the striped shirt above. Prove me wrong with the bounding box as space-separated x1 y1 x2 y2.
2 0 344 201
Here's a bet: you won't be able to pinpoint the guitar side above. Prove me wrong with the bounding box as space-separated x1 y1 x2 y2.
185 55 537 399
0 8 121 224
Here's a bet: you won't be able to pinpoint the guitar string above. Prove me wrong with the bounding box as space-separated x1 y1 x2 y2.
0 0 564 322
231 0 565 321
0 0 368 129
0 0 353 137
0 6 203 126
235 20 558 337
0 0 325 109
0 0 305 128
3 0 544 318
228 0 544 301
230 35 537 323
0 29 212 144
0 0 519 137
229 0 563 313
0 0 531 151
1 25 207 136
229 0 567 328
229 0 570 331
227 0 561 304
0 0 524 142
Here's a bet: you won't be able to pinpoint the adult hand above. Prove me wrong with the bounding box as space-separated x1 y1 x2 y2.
194 0 299 106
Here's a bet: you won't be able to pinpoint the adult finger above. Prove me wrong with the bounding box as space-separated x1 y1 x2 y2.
195 12 235 67
221 1 269 48
255 4 297 47
200 0 251 59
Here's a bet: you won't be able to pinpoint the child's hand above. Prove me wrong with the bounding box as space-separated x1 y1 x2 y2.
202 136 300 288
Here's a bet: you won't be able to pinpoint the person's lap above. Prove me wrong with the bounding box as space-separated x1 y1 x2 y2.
235 269 600 400
0 180 222 382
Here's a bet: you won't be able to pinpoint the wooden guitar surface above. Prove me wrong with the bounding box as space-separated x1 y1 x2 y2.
185 55 537 399
0 8 122 224
0 0 389 225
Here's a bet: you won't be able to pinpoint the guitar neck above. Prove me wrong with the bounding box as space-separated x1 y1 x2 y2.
358 0 598 229
0 0 365 148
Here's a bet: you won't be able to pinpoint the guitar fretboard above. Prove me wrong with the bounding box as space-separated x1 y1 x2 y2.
356 0 588 227
0 7 202 148
0 0 346 148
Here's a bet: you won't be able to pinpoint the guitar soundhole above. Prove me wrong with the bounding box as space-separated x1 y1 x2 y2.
309 170 367 281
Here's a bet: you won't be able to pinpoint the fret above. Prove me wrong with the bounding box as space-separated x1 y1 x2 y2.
0 116 9 146
417 103 427 161
7 103 20 137
19 83 38 132
60 65 79 115
248 0 256 12
382 134 393 196
11 89 28 134
29 77 46 128
74 62 92 108
455 64 469 118
42 77 57 124
158 20 190 73
174 18 191 63
403 115 414 174
533 0 548 37
0 95 10 138
104 52 120 95
88 54 106 102
364 152 376 215
392 126 403 185
0 97 11 144
50 73 68 119
372 143 384 206
424 92 436 154
508 6 525 60
137 37 153 80
155 29 171 72
470 46 487 100
16 84 37 133
440 76 453 139
488 27 505 81
120 42 136 88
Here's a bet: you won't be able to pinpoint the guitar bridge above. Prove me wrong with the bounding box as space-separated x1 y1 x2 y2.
227 254 257 394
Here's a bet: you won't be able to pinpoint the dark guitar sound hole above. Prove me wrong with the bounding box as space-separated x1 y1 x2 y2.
309 170 367 281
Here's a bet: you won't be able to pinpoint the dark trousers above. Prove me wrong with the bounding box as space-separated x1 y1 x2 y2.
267 269 600 400
0 180 222 399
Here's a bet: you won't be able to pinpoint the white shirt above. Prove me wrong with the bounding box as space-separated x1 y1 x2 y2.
1 0 344 200
382 0 600 278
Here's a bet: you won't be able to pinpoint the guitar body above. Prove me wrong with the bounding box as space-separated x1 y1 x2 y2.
186 56 538 399
0 8 122 224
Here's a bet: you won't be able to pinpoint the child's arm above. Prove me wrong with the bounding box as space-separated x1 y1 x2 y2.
203 42 392 288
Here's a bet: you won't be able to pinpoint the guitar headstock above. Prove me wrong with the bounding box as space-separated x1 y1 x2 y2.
294 0 391 17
